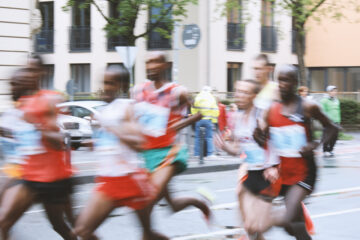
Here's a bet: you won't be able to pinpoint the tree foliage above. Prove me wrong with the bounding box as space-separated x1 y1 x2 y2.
65 0 197 46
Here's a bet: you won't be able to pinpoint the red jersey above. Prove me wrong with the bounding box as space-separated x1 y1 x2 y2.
268 102 310 185
19 90 73 182
217 103 227 132
133 81 187 149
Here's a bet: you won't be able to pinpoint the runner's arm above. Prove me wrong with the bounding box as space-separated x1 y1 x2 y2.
252 109 270 148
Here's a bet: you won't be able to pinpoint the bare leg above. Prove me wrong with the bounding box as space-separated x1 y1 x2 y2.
0 184 35 240
74 191 116 240
43 202 77 240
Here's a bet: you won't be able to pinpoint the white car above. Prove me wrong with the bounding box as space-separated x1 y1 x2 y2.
57 101 107 149
57 114 93 150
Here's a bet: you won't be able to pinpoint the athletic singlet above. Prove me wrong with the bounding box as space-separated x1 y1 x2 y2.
233 107 279 170
132 81 187 149
19 90 73 182
268 101 310 185
94 99 140 177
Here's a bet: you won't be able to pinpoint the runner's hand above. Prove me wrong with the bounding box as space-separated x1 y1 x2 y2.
263 167 279 183
299 142 318 159
253 119 267 148
214 133 226 150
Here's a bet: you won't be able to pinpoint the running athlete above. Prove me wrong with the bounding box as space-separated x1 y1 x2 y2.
253 65 338 239
74 66 157 240
132 52 211 239
0 65 75 240
215 79 279 240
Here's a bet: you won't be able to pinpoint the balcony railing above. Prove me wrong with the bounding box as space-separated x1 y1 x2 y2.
70 26 91 52
227 23 245 50
147 23 172 50
107 36 128 50
35 28 54 53
261 26 277 52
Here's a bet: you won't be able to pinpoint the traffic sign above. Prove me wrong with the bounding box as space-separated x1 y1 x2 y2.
182 24 201 49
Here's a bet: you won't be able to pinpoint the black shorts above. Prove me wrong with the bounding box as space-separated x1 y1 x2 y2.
22 178 73 204
243 170 271 195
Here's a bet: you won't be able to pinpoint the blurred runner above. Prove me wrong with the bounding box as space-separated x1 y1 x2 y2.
215 79 279 240
74 66 156 240
253 65 338 239
0 56 75 240
132 52 211 240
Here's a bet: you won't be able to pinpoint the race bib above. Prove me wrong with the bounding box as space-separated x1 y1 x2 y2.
269 125 307 158
94 129 120 154
243 142 266 166
134 102 170 137
16 128 44 155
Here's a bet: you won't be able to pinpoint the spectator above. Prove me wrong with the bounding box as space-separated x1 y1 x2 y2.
320 85 341 157
191 86 219 159
298 86 313 100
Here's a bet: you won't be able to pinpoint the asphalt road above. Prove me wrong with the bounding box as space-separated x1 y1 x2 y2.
6 143 360 240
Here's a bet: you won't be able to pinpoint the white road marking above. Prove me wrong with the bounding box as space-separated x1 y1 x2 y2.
312 207 360 219
173 228 246 240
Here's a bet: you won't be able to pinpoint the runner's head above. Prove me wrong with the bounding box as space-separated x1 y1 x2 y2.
277 64 298 101
146 51 169 81
103 65 130 102
253 54 272 86
26 54 45 83
10 69 29 101
235 79 261 110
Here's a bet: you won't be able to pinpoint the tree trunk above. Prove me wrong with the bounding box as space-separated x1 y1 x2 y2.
295 28 306 86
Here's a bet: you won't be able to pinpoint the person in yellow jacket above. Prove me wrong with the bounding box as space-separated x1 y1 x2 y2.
191 86 219 158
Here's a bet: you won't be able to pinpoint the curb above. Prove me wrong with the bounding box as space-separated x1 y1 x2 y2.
72 163 241 185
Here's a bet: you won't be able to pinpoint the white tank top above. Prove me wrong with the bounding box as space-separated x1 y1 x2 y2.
94 99 140 177
233 107 279 170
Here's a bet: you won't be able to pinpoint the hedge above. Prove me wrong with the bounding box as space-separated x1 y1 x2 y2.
340 99 360 124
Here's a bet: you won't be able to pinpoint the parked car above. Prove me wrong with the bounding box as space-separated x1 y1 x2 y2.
57 114 93 150
57 101 107 121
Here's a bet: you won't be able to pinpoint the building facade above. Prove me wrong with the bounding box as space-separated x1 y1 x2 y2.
35 0 297 95
305 2 360 93
0 0 37 111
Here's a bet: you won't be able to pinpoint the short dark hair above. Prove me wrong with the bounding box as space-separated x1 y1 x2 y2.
106 65 130 84
254 54 270 66
29 53 44 66
278 64 298 82
241 79 261 94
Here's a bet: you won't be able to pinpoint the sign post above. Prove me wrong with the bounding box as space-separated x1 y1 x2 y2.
115 46 138 86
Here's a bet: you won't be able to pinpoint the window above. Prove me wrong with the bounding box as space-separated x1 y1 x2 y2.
309 68 326 91
40 65 54 89
71 106 92 118
227 0 245 50
148 2 172 50
35 2 54 53
346 68 360 91
70 0 91 51
227 63 242 92
107 1 128 50
71 64 90 93
261 0 276 52
328 68 345 92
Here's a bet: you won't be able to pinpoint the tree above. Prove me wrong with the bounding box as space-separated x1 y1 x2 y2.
223 0 357 85
65 0 197 46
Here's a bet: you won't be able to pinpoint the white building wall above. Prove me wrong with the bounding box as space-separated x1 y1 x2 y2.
38 0 297 95
0 0 33 111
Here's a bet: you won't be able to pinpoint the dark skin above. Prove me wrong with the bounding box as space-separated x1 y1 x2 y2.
252 70 338 238
0 66 76 240
136 52 210 240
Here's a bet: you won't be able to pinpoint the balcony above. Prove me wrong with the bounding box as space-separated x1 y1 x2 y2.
227 23 245 50
35 28 54 53
261 26 277 52
70 26 91 52
107 36 128 50
147 23 172 50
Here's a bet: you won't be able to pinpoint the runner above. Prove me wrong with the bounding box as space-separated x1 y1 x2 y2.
74 65 156 240
0 61 76 239
215 79 279 240
253 65 338 239
132 52 211 240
